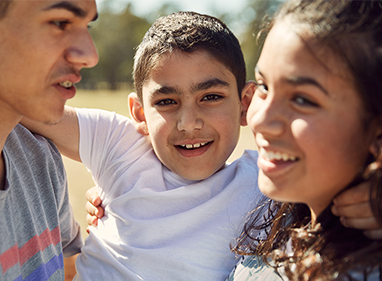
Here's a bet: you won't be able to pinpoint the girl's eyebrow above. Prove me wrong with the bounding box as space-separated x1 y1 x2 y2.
43 1 98 21
255 65 328 95
285 76 329 95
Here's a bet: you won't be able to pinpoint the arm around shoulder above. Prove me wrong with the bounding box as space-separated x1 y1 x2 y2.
20 106 81 161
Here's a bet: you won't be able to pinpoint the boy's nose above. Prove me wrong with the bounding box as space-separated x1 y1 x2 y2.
177 109 203 132
65 29 99 69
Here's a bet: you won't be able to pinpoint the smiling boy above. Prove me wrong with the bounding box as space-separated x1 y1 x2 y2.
24 12 262 280
0 0 98 279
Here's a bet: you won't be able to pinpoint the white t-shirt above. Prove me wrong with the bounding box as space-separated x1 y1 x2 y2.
74 108 263 281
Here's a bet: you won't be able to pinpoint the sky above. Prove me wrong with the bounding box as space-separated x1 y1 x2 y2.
96 0 248 17
95 0 251 35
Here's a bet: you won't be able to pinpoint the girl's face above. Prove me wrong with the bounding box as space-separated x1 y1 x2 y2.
247 19 378 222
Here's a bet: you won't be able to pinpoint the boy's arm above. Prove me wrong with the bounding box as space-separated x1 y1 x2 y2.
332 182 382 239
20 106 81 161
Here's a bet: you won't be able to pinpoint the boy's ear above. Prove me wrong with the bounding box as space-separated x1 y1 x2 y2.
128 92 149 135
240 81 256 126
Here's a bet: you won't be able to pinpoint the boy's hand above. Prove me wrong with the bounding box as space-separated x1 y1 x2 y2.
332 182 382 239
85 186 104 233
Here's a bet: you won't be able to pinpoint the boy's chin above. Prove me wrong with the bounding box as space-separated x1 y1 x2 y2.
171 164 226 181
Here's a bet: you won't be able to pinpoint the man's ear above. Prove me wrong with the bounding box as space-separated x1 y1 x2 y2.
240 81 256 126
128 92 149 135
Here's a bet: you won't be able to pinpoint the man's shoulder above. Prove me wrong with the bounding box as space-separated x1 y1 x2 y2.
5 124 63 171
9 124 60 154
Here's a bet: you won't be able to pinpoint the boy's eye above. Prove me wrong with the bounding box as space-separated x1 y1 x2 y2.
155 99 176 106
51 20 70 30
201 94 223 102
292 95 318 107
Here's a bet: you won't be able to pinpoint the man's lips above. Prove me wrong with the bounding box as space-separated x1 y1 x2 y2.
59 81 74 88
55 73 81 88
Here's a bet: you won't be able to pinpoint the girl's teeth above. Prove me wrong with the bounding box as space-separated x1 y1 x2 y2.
260 148 296 161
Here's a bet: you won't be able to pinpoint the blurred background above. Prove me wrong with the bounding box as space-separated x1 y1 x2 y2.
66 0 283 239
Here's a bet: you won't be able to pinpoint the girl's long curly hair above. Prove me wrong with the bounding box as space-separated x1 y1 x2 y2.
232 0 382 279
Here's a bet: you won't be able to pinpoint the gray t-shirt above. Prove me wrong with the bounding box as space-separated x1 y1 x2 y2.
0 124 83 280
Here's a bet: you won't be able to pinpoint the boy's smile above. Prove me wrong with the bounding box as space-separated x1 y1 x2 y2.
136 50 249 181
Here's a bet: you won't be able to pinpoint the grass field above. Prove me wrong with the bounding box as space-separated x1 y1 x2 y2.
65 90 257 239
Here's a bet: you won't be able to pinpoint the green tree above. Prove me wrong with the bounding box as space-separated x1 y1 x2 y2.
80 3 151 90
239 0 283 80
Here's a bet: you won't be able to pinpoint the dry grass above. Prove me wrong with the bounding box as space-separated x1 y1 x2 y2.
65 90 257 239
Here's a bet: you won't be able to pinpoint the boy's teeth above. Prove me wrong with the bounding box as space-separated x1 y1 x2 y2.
59 81 73 88
260 148 296 161
181 142 208 149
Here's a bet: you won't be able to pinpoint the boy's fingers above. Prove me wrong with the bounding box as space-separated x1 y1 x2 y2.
340 216 381 230
333 182 369 206
364 229 382 240
85 186 101 206
85 201 104 218
86 213 98 227
331 201 372 218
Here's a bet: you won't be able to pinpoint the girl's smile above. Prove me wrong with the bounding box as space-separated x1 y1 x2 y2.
247 17 377 222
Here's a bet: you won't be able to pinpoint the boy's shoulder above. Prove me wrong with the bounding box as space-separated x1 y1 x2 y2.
234 149 259 169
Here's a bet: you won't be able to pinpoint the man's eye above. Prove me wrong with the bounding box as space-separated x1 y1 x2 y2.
51 20 70 30
156 99 176 106
201 94 223 101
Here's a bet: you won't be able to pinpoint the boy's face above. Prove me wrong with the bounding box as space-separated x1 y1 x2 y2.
133 50 252 181
0 0 98 125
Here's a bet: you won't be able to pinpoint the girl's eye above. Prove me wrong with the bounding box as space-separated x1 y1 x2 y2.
155 99 176 106
255 81 268 98
51 20 70 30
292 95 318 107
201 94 223 102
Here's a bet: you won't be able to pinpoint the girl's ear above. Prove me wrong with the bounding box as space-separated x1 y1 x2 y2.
240 81 256 126
128 92 149 135
369 118 382 158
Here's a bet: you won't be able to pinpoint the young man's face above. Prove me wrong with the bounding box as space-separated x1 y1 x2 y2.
135 50 251 181
0 0 98 125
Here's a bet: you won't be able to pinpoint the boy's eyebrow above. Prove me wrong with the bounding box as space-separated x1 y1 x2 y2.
151 78 230 97
255 65 328 95
192 78 230 92
43 1 98 21
154 85 179 95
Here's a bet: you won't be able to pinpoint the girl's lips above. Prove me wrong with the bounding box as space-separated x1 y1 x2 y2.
257 153 297 175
